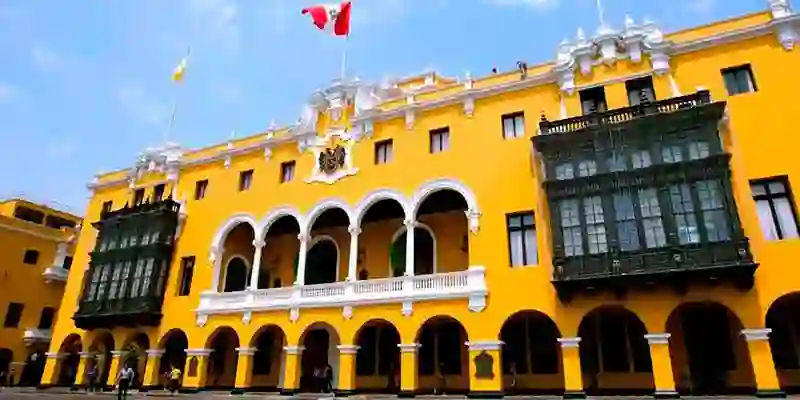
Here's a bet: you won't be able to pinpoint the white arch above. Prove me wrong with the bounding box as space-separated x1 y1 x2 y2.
303 198 354 235
353 188 411 227
257 206 304 241
221 254 251 292
210 213 259 251
409 178 479 219
389 222 437 275
307 235 341 282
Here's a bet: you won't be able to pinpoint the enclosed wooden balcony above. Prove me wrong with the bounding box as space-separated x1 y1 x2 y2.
532 90 757 302
73 198 180 330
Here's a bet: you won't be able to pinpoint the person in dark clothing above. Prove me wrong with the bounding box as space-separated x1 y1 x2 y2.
323 363 333 393
86 364 98 393
115 364 134 400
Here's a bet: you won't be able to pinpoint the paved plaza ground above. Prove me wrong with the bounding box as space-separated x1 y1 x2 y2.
0 388 784 399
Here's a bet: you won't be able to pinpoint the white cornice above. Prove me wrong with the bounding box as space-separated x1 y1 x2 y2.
0 220 70 242
87 11 798 192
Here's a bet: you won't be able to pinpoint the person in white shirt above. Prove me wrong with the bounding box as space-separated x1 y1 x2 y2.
115 364 135 400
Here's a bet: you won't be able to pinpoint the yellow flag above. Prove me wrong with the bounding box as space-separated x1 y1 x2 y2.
172 56 188 82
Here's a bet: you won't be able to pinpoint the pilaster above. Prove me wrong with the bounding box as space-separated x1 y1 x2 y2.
557 337 585 398
644 333 678 398
336 344 360 395
233 347 256 393
466 340 504 398
741 328 785 398
398 343 420 397
281 345 304 394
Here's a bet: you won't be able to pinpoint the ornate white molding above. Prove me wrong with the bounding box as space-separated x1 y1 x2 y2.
337 344 360 355
741 328 772 341
303 128 360 185
284 345 305 355
465 340 504 351
644 333 671 345
463 96 475 117
185 349 213 357
557 337 581 348
235 347 257 356
397 343 421 353
145 349 165 357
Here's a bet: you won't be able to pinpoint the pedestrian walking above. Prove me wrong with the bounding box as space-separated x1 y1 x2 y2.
86 364 98 393
323 363 333 393
115 364 135 400
168 366 182 395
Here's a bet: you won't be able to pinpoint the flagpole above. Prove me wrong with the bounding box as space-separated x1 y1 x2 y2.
165 46 191 145
340 33 349 79
595 0 606 27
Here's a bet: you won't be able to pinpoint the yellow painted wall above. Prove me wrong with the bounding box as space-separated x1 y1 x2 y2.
0 201 79 385
44 8 800 394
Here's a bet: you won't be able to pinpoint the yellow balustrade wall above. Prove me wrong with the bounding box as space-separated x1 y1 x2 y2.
41 6 800 396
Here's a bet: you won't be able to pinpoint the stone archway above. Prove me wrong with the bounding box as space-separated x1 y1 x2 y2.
390 224 436 276
306 237 339 285
416 316 469 394
223 256 250 292
121 333 150 389
766 292 800 391
666 301 756 395
298 322 341 393
354 319 401 392
249 325 287 390
54 334 82 386
499 310 563 394
205 327 240 389
158 329 188 380
87 332 115 388
577 306 653 395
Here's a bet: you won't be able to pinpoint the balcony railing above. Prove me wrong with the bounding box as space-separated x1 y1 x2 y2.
539 90 712 135
23 328 52 344
196 266 487 320
42 266 69 283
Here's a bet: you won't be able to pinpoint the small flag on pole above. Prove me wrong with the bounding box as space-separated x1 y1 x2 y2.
172 49 191 83
302 1 352 36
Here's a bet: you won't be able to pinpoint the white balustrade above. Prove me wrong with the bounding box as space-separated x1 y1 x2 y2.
196 265 487 316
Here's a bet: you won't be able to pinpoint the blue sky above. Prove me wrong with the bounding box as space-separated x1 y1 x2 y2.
0 0 767 214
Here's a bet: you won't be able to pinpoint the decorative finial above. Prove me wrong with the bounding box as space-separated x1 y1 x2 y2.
269 119 277 130
577 27 586 41
229 130 236 140
625 14 635 30
540 108 548 122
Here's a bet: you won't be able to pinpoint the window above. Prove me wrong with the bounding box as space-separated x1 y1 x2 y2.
502 112 525 139
152 184 165 201
429 127 450 153
3 303 23 328
23 249 39 265
584 196 608 254
670 184 700 245
37 307 55 330
696 180 730 242
631 150 652 169
555 163 574 180
14 207 45 224
688 141 710 160
607 152 627 172
579 86 607 115
560 199 583 257
133 188 145 206
722 64 757 96
280 161 295 183
626 76 656 106
178 256 195 296
507 212 537 266
63 256 73 270
577 160 597 177
638 188 667 248
101 201 113 215
374 140 393 165
751 177 799 241
194 179 208 200
239 169 254 191
614 191 641 251
661 145 683 163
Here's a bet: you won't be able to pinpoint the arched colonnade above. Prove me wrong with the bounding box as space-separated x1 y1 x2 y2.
44 295 800 396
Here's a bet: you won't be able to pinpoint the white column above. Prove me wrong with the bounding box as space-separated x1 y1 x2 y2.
347 226 360 281
295 233 309 285
52 242 68 268
210 246 223 292
249 239 265 290
404 220 416 276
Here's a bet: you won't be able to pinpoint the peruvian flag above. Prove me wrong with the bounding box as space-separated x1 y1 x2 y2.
302 1 352 36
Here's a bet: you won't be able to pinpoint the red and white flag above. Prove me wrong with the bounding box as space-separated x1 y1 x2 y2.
301 1 352 36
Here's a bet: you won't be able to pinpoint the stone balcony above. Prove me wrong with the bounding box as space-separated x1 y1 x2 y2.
195 266 487 325
23 328 52 345
42 266 69 283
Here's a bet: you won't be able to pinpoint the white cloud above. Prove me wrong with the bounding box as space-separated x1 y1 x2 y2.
188 0 241 53
31 45 65 72
0 82 17 102
115 84 168 127
487 0 557 10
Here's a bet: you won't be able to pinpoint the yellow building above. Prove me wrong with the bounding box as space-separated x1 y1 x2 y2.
39 1 800 397
0 198 80 386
